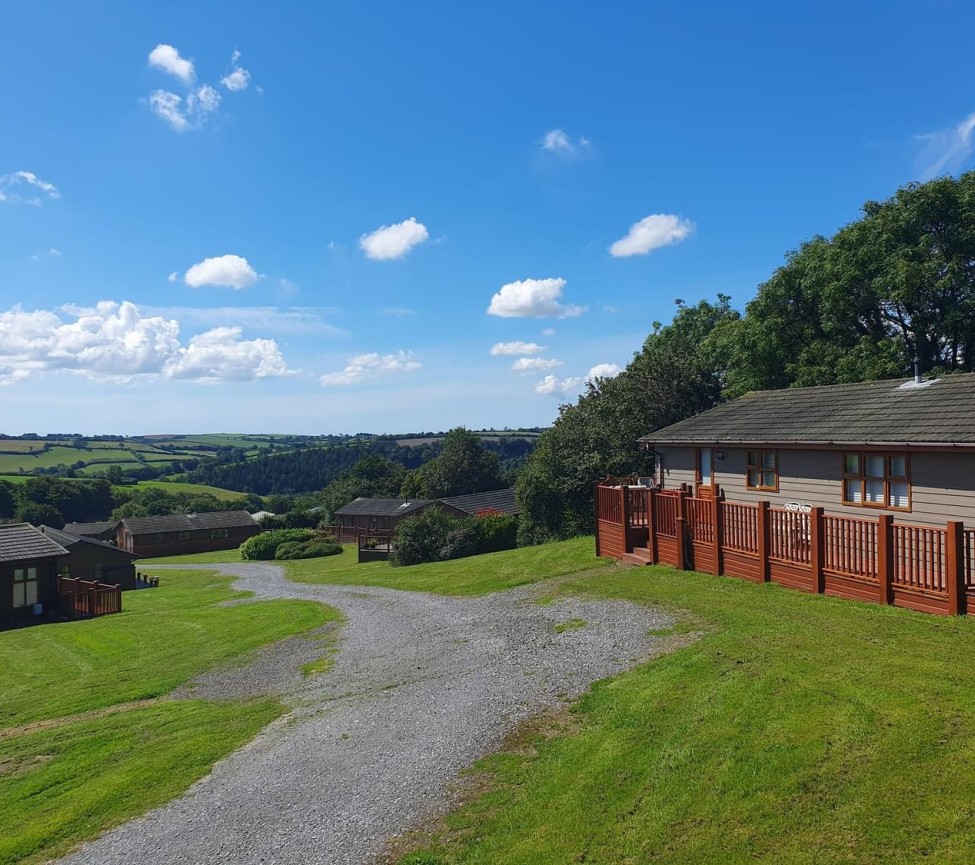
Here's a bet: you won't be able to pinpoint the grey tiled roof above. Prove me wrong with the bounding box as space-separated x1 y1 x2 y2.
439 489 519 515
120 510 258 535
63 520 119 536
334 498 433 518
0 523 68 563
640 373 975 446
40 525 140 559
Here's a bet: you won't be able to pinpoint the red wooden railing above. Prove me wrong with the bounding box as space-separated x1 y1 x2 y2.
892 525 946 593
721 502 758 553
595 482 975 617
823 515 878 580
59 577 122 619
768 508 811 564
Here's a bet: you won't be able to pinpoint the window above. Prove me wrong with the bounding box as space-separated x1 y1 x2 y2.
12 566 38 608
209 528 230 540
746 450 779 491
842 452 910 510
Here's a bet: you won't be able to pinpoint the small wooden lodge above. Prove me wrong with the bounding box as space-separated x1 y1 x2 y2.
117 510 259 557
40 525 140 589
62 520 120 543
0 523 122 626
596 373 975 617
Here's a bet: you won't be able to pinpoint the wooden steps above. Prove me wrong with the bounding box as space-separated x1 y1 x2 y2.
621 547 654 566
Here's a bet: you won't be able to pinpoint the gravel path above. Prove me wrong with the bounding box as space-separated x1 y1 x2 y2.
58 562 674 865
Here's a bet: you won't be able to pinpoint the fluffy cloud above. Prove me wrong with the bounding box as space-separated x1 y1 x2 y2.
490 341 545 356
184 254 258 288
512 357 562 374
321 351 421 386
0 171 60 205
149 85 221 132
148 44 195 84
487 278 585 319
221 51 251 91
534 363 622 395
541 129 592 157
359 217 429 261
0 300 291 385
609 214 694 257
916 112 975 179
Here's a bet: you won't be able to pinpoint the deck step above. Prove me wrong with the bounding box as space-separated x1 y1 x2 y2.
620 547 654 566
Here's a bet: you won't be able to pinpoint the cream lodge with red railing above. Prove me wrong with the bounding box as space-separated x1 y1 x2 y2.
595 480 975 617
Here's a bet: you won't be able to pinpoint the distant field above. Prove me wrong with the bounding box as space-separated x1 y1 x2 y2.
0 440 50 453
135 480 247 501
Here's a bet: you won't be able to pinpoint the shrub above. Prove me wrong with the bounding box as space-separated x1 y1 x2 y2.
299 540 343 558
274 541 306 560
473 513 517 553
391 508 464 567
241 528 316 560
440 525 478 561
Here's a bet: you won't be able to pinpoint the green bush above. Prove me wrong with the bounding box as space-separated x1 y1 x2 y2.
391 507 518 566
299 540 343 558
273 541 306 560
474 513 518 553
240 528 316 560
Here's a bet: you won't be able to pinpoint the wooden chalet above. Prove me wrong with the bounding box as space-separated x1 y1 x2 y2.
117 510 259 557
62 520 120 543
596 373 975 617
0 523 121 626
40 525 140 589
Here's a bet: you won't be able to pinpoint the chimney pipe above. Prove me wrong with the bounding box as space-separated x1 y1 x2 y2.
913 355 923 385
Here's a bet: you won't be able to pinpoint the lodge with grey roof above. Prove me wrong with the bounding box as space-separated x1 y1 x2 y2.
0 522 68 624
117 510 260 557
641 373 975 527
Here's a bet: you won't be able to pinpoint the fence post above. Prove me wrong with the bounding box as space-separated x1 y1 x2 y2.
621 484 632 554
946 520 965 616
810 507 824 593
647 488 658 563
712 489 723 576
877 514 894 606
757 500 770 582
675 489 688 571
593 482 602 558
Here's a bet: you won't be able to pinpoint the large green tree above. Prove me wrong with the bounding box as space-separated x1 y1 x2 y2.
403 428 504 499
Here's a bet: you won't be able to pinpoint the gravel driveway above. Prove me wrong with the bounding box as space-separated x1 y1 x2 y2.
58 562 674 865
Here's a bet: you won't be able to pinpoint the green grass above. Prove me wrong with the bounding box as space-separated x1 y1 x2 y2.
134 480 247 500
553 617 586 633
0 568 338 865
140 547 245 564
283 536 610 596
400 549 975 864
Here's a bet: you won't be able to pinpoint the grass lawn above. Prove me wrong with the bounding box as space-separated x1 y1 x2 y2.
133 480 247 501
400 551 975 865
140 547 245 565
0 569 337 865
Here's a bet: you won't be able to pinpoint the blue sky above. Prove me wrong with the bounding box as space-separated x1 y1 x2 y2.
2 1 974 435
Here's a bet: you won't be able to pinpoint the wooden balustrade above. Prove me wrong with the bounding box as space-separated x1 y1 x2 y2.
595 482 975 617
58 577 122 619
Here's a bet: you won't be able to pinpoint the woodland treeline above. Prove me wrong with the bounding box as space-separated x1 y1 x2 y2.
516 172 975 542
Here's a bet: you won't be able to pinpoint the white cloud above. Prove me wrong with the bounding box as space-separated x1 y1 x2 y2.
142 305 346 337
0 300 292 385
587 363 622 381
512 357 562 374
167 271 178 282
48 248 62 257
221 51 251 91
149 90 190 132
541 328 556 336
609 213 694 257
148 44 195 84
541 128 592 157
184 254 258 289
359 217 430 261
534 363 621 396
164 327 289 383
487 277 585 319
916 112 975 179
321 351 421 386
0 170 60 205
191 84 221 114
534 374 584 395
490 341 545 356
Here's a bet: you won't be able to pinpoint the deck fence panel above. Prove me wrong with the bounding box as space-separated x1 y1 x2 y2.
768 508 811 564
965 530 975 588
893 525 946 593
686 498 714 543
722 502 758 553
823 516 878 580
655 493 679 538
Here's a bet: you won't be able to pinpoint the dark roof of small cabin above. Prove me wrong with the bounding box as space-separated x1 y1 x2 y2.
439 489 519 515
39 525 140 559
0 523 69 563
334 498 434 518
640 373 975 447
120 510 258 535
62 520 119 536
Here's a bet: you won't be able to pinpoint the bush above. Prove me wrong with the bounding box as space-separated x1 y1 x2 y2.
241 528 316 560
273 541 306 560
299 540 343 558
473 513 517 553
391 507 518 567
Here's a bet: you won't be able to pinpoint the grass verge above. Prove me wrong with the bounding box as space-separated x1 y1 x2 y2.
0 569 337 864
399 555 975 864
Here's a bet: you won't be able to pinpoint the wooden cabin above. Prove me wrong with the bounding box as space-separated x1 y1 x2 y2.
117 510 259 557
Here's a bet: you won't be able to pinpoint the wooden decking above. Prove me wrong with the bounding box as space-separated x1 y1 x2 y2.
596 481 975 617
59 577 122 619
